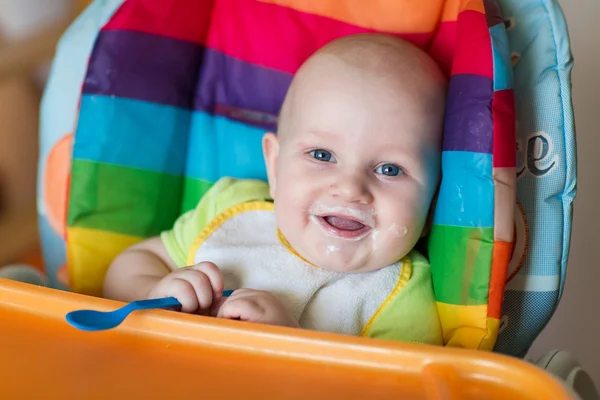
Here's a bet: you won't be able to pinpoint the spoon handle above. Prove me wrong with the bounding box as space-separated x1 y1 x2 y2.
126 291 233 312
128 297 182 311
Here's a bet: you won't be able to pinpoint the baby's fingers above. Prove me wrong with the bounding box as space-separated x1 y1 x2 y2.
190 261 224 300
177 269 215 310
217 297 264 322
162 278 199 313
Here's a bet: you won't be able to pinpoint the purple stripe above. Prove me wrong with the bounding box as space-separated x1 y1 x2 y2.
83 30 203 109
195 48 293 131
443 74 494 154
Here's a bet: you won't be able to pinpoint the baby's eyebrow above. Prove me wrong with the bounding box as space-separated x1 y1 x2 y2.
305 129 340 139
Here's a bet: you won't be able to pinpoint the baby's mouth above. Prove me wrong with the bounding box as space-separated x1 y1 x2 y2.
315 215 372 240
324 216 366 231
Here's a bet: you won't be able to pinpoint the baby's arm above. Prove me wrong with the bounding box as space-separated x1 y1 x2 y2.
103 236 178 302
103 236 296 326
103 237 225 314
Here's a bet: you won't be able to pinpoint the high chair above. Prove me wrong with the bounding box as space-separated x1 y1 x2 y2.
0 0 594 398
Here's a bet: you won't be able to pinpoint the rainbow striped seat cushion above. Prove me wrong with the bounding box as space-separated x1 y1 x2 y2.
41 0 520 351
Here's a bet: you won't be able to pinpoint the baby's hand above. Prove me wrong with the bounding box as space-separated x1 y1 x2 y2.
147 262 224 314
215 289 299 328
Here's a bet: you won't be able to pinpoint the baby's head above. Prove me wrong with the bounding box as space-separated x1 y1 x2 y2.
263 34 447 273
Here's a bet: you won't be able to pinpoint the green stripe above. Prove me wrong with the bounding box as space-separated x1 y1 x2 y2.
428 225 494 305
68 160 183 237
181 177 213 214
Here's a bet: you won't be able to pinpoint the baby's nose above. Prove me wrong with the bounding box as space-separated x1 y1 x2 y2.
330 174 374 204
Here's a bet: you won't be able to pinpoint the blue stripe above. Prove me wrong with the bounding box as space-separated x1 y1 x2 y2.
490 24 513 91
434 151 494 228
74 95 190 175
186 111 268 182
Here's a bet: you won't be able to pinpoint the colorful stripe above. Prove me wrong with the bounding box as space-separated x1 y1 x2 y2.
482 0 504 28
492 167 516 242
440 0 463 22
195 48 292 127
451 11 493 78
74 95 190 174
461 0 487 15
429 0 516 351
492 90 516 167
486 8 516 349
102 0 211 45
435 302 488 345
434 152 494 228
67 227 143 296
206 0 433 75
436 306 500 351
259 0 446 33
488 241 512 318
428 21 457 74
68 160 182 236
83 30 203 109
443 74 494 154
490 24 513 91
429 225 494 305
182 178 213 214
479 317 500 351
186 112 268 183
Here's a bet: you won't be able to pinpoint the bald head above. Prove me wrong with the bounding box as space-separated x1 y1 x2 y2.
277 34 447 140
312 33 443 81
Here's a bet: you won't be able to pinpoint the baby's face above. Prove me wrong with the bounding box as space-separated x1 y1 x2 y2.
265 55 444 273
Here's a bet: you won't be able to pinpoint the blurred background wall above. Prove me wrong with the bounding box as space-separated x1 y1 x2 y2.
0 0 88 267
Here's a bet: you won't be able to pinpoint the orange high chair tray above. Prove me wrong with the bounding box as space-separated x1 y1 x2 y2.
0 279 573 399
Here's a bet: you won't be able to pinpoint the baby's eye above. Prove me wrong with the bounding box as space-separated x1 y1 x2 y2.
376 163 403 176
310 149 336 162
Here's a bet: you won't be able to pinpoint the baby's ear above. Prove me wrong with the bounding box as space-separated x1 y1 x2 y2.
262 132 279 199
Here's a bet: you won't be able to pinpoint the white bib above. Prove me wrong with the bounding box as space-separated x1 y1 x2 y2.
189 203 404 336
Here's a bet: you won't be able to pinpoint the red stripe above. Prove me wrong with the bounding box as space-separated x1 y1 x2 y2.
488 240 511 319
451 10 493 79
429 21 457 76
206 0 434 74
102 0 212 45
492 89 516 168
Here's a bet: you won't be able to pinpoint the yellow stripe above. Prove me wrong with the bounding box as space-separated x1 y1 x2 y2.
67 227 143 296
186 201 275 265
436 302 492 350
480 317 500 351
361 257 412 336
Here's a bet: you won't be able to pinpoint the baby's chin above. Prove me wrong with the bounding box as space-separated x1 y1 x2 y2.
320 262 383 274
304 245 397 274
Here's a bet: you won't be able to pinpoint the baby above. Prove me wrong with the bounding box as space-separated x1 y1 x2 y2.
103 34 447 345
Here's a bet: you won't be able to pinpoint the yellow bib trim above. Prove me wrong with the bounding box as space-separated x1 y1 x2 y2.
186 201 275 265
276 229 319 267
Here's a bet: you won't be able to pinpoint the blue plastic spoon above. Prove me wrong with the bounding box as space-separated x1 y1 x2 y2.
66 290 234 331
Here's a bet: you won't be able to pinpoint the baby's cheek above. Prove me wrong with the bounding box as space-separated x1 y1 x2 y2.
378 218 420 260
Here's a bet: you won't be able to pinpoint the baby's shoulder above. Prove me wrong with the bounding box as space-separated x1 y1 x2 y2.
362 251 442 345
203 177 271 204
404 250 433 281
